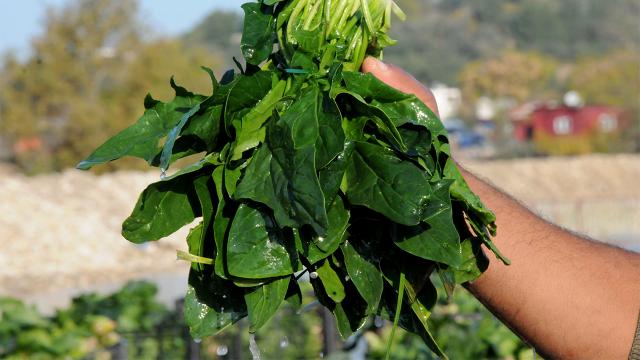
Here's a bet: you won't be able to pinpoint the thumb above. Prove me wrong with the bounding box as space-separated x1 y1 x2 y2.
361 57 439 117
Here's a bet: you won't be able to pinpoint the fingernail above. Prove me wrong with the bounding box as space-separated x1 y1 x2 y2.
364 56 388 72
373 58 389 71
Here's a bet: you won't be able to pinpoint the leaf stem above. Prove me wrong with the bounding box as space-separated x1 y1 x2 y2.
176 250 214 265
385 271 406 360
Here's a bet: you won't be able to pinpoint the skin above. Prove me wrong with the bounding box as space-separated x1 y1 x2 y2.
361 56 640 359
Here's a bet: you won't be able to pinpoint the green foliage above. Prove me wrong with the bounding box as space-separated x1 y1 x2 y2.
0 282 169 359
77 1 508 358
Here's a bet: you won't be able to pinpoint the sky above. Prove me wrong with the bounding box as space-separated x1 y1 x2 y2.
0 0 248 58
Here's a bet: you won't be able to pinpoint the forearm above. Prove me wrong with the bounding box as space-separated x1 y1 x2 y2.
461 167 640 359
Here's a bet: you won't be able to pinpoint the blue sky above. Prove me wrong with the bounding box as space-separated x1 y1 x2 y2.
0 0 247 57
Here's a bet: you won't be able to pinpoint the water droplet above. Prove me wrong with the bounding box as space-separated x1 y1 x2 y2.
220 306 225 313
249 333 262 360
309 271 318 279
279 336 289 348
316 236 325 243
194 338 202 344
198 307 208 320
216 345 229 356
344 276 350 281
222 295 227 299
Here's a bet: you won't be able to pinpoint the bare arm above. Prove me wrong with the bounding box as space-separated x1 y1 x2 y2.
362 57 640 359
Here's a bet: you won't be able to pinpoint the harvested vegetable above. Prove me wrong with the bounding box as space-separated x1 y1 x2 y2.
78 0 508 357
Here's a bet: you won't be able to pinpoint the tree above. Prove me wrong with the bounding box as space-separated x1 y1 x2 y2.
182 10 243 71
459 50 559 105
569 50 640 151
0 0 221 173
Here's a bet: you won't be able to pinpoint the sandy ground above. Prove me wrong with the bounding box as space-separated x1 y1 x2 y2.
0 165 190 301
0 154 638 306
463 154 640 203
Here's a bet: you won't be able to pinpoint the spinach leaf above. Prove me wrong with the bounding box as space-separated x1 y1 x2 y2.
77 80 205 170
184 270 247 338
244 276 290 332
241 3 275 66
341 241 383 314
344 141 431 226
226 204 299 279
393 180 463 267
121 170 208 243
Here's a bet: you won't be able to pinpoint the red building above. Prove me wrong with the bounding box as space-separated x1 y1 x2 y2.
511 103 626 154
513 104 622 141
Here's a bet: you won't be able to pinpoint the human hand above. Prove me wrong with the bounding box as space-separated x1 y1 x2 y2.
361 57 440 118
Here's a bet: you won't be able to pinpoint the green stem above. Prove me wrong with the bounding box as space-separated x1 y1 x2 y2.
303 0 323 30
385 272 406 360
176 250 213 265
286 0 308 44
326 0 347 36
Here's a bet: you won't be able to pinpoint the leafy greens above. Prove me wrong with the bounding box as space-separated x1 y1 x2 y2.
78 0 508 357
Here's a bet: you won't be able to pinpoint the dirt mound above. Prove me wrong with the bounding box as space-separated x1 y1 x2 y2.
0 168 189 298
463 154 640 203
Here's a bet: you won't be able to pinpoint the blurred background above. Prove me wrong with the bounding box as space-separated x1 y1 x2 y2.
0 0 638 359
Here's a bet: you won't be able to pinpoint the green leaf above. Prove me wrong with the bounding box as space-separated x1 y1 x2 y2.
344 141 431 226
333 295 368 339
190 174 216 271
394 180 463 268
244 276 290 332
341 71 445 136
380 267 448 360
318 142 354 207
315 94 345 170
159 103 201 172
122 171 208 243
77 81 205 170
241 3 274 65
265 85 331 234
298 195 349 265
316 259 345 303
441 238 489 285
237 85 332 234
180 104 224 152
341 241 383 314
333 88 406 152
444 158 496 226
184 271 246 338
185 222 206 270
212 167 232 278
409 298 448 360
225 71 274 130
226 204 298 279
306 195 350 261
231 79 286 160
284 277 303 311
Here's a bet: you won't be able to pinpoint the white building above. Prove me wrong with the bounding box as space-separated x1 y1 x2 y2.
431 83 461 121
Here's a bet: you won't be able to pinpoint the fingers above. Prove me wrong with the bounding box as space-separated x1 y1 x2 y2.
361 57 439 117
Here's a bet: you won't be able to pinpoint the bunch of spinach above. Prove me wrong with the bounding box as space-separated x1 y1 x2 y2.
78 0 508 357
